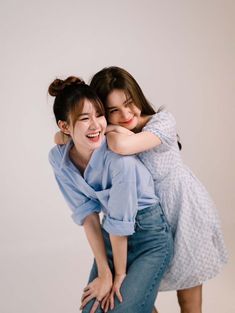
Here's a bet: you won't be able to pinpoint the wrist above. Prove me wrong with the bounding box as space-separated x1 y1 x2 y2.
115 272 126 277
97 265 112 278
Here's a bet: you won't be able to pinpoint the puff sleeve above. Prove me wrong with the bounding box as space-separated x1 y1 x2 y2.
143 110 177 149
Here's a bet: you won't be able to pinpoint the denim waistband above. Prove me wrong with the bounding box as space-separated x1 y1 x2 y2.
101 202 164 230
135 203 163 221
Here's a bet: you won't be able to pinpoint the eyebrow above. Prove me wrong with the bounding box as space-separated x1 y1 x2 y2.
77 113 89 116
77 110 102 117
107 97 132 110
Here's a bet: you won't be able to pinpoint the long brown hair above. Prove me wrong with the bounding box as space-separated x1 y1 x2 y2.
90 66 156 116
90 66 182 149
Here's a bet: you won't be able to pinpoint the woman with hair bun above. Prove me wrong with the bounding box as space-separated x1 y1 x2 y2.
48 76 173 313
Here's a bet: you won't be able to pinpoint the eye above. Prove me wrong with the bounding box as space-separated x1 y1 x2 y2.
80 117 89 121
109 109 118 114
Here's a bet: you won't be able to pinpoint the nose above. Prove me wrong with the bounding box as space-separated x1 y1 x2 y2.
120 107 131 120
89 116 99 130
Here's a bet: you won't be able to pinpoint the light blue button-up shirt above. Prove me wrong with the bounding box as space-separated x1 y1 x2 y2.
49 138 159 236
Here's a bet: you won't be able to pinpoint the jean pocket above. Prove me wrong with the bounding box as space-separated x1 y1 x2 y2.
136 210 168 232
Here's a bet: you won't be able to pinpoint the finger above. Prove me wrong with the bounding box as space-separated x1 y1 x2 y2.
80 294 96 310
81 290 92 302
103 293 113 313
83 285 90 292
90 299 100 313
101 294 109 310
110 291 115 310
104 297 110 313
115 289 123 303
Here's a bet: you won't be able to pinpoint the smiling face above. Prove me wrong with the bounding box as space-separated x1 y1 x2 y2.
67 99 107 153
106 89 141 130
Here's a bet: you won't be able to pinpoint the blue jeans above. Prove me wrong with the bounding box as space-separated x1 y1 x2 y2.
82 203 173 313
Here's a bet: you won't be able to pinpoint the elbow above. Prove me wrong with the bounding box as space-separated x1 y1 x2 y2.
82 212 99 226
107 138 126 155
112 144 127 155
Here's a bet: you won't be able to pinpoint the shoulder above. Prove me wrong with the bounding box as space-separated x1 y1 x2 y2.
48 144 65 169
144 110 176 129
142 109 177 147
106 149 140 173
106 149 138 166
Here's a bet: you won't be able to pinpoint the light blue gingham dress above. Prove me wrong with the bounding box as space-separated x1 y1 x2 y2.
138 110 228 291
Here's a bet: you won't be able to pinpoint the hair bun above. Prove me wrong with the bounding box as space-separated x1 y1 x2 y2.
48 76 85 97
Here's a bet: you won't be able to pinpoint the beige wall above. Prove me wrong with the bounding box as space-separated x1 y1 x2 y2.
1 0 234 312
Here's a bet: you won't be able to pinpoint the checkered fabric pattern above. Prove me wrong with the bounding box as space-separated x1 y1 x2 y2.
138 111 228 291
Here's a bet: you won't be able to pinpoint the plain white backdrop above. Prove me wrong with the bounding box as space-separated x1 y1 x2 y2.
1 1 234 312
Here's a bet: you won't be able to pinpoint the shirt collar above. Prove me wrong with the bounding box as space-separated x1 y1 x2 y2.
59 137 108 171
59 139 74 171
88 137 107 170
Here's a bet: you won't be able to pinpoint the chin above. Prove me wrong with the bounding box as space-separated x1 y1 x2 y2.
127 121 138 130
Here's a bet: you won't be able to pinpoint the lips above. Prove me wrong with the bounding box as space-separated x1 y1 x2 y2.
86 132 101 142
121 117 134 125
87 132 100 138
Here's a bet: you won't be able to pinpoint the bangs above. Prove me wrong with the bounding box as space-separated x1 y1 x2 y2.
70 96 105 127
124 83 155 115
89 97 105 116
123 89 132 101
123 87 141 110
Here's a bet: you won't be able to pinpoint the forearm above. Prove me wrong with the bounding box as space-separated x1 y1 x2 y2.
107 131 161 155
109 234 127 275
106 132 130 155
83 213 111 277
106 125 134 135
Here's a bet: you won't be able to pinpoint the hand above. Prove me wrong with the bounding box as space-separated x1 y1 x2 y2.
101 273 126 312
106 125 133 135
54 131 70 145
80 274 112 312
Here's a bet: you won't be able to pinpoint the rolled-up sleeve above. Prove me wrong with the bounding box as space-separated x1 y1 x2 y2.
49 147 100 225
102 157 138 236
55 175 100 225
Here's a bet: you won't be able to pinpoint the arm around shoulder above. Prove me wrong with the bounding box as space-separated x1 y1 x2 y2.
107 131 161 155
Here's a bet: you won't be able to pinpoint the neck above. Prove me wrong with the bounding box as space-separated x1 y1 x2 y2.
70 142 94 170
133 115 152 133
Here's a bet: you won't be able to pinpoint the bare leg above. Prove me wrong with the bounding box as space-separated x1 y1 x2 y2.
177 285 202 313
152 306 159 313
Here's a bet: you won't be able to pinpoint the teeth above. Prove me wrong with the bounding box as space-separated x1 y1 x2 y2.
87 132 99 138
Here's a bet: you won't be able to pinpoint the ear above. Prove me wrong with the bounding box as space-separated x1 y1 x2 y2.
58 120 71 135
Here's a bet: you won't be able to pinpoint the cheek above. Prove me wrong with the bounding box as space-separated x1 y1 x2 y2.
73 124 86 137
103 119 107 128
108 113 120 124
100 117 107 128
133 108 141 119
